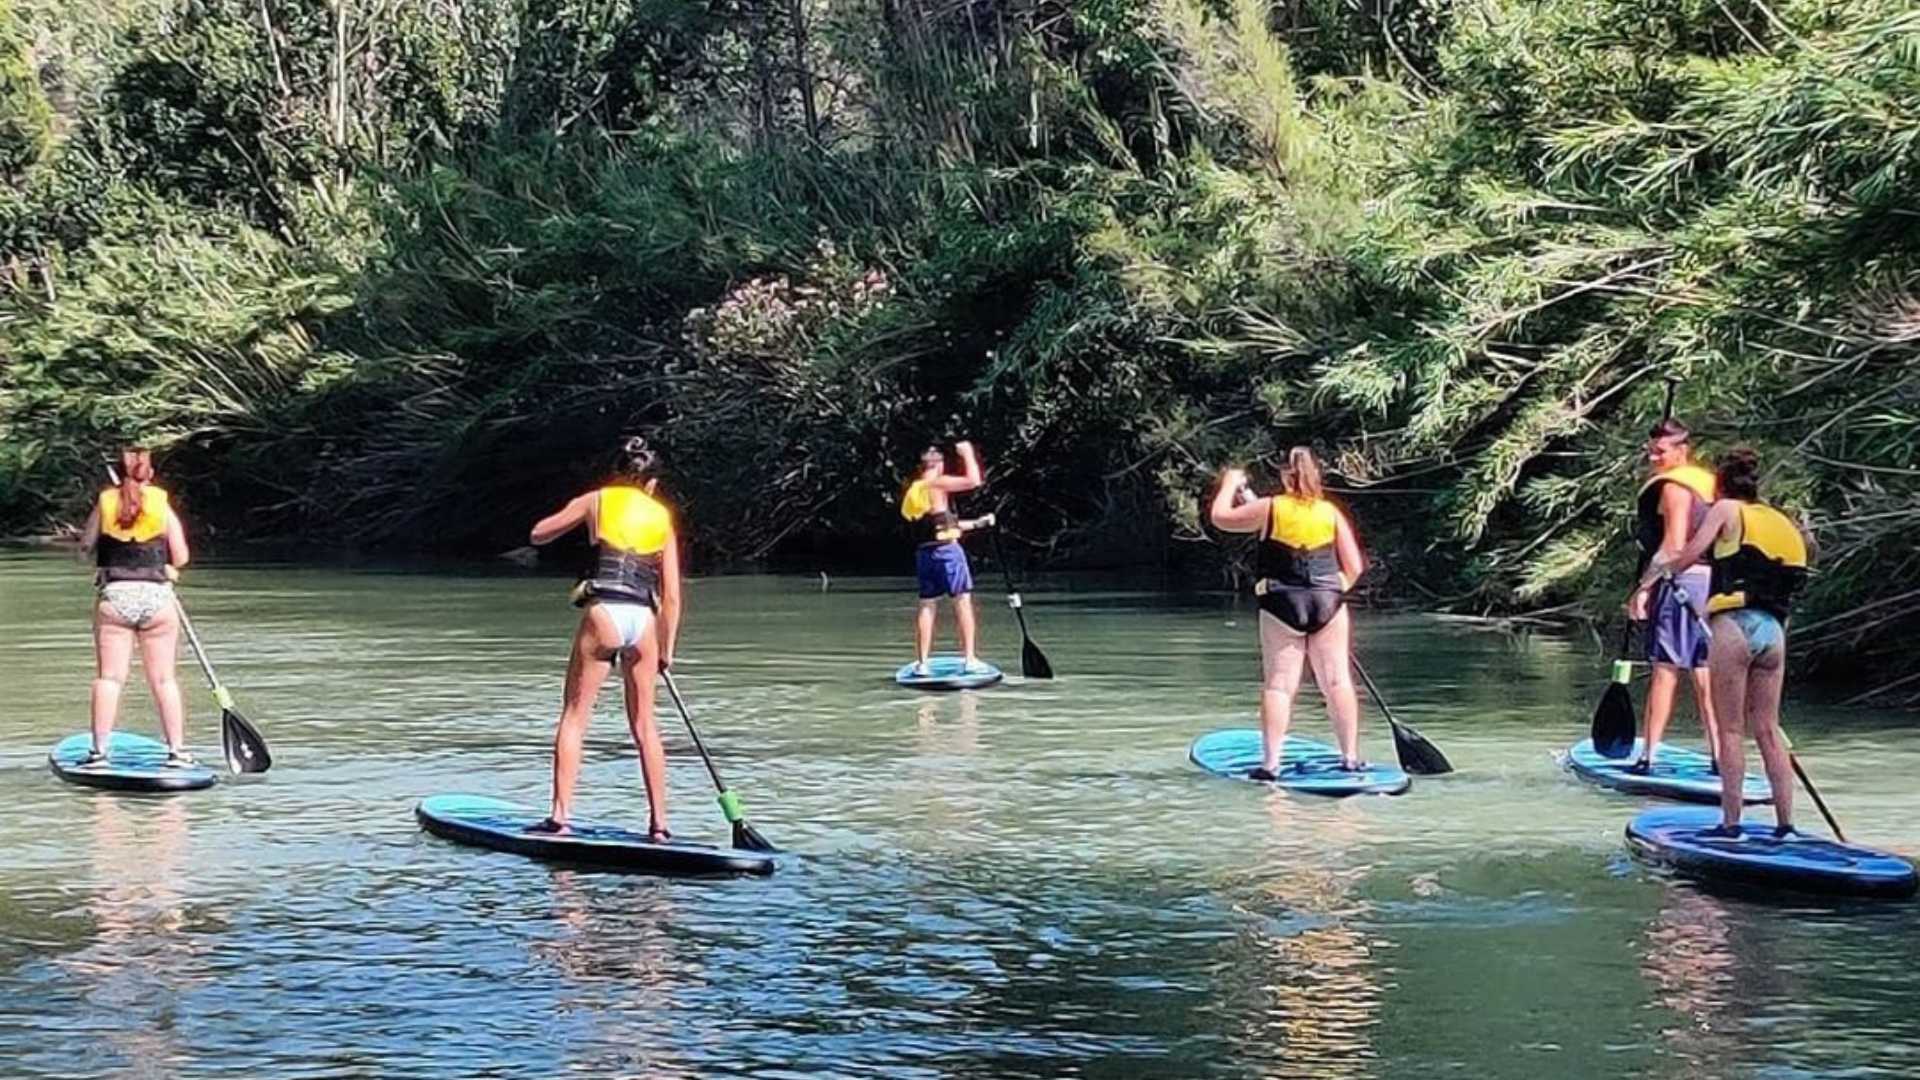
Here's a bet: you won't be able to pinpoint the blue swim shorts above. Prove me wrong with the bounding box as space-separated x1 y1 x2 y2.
1648 569 1712 669
915 541 973 600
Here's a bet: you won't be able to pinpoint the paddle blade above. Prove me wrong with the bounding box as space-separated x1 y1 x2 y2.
1591 681 1637 760
1021 637 1054 680
221 707 273 774
731 818 780 853
1391 720 1454 776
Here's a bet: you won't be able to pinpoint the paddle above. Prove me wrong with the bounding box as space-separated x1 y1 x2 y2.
175 599 274 774
657 668 778 852
1350 655 1454 775
985 524 1054 679
1590 623 1639 758
1671 582 1846 841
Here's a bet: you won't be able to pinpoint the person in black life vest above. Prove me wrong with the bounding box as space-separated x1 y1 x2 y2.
1634 448 1811 837
900 441 996 676
1623 418 1722 775
1208 447 1369 777
526 437 681 840
76 446 193 768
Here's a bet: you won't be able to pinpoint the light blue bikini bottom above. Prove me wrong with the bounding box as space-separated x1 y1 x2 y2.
1720 609 1784 659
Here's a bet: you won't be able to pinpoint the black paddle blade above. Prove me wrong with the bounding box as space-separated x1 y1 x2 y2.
221 707 273 774
1391 721 1454 776
731 818 780 853
1591 682 1637 759
1021 637 1054 680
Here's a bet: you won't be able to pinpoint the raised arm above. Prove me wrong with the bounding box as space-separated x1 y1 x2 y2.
1208 468 1268 534
932 440 984 493
531 492 595 546
78 503 101 554
1334 509 1367 588
656 525 682 667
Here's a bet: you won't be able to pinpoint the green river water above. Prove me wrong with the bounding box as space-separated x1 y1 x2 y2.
2 549 1917 1078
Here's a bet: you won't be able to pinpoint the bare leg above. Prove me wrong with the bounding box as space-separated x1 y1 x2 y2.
955 593 978 663
915 600 936 664
1257 611 1309 771
1690 666 1720 766
1707 622 1751 829
1305 607 1361 766
1745 635 1794 831
136 604 188 751
1641 664 1681 765
91 604 136 754
548 608 618 826
621 624 669 838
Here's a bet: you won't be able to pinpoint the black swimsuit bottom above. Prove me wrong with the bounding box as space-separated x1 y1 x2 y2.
1258 587 1345 635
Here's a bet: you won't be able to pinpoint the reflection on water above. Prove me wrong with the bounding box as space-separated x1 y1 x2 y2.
2 553 1919 1078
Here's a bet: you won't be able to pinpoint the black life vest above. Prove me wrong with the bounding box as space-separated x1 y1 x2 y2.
1255 495 1344 591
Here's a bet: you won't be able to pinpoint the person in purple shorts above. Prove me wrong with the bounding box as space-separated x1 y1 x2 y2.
1625 419 1722 774
899 440 995 676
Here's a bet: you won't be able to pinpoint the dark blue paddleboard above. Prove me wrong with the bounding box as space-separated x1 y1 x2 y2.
1627 806 1917 900
415 794 775 877
48 731 216 793
1189 728 1410 797
895 654 1003 692
1565 738 1769 805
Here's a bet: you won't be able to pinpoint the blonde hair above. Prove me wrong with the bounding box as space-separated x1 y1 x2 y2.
1281 446 1323 500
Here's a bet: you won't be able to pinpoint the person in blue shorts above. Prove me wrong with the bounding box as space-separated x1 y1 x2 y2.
899 440 994 676
1625 419 1721 775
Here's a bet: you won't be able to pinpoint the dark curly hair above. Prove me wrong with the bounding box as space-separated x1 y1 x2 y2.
1717 447 1762 501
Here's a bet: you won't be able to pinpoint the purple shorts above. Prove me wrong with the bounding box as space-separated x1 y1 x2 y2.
915 541 973 599
1648 570 1712 669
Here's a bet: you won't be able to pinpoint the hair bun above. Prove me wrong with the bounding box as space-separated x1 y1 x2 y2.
620 434 657 473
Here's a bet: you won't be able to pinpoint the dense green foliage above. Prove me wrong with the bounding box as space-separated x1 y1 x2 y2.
5 0 1920 696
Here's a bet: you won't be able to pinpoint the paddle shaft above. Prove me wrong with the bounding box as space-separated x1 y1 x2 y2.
174 599 226 696
987 528 1036 639
658 668 732 795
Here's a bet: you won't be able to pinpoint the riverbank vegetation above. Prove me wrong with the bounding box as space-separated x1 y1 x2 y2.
5 0 1920 697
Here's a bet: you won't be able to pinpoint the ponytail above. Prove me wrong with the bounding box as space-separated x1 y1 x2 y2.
116 449 154 529
1282 446 1324 501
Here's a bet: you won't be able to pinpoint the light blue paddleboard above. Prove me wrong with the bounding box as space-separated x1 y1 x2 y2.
1627 806 1916 900
48 731 217 793
415 794 775 878
1565 738 1768 805
1189 728 1410 797
895 654 1003 692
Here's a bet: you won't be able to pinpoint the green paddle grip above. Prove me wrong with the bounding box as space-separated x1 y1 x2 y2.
1610 659 1633 684
215 686 235 709
716 790 745 823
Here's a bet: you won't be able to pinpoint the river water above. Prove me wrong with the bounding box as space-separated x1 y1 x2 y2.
1 550 1916 1078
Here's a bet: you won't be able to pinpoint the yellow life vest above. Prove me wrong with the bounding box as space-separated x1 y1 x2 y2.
1257 495 1343 590
900 478 960 544
96 486 172 583
1635 463 1716 574
574 486 671 607
1707 501 1809 621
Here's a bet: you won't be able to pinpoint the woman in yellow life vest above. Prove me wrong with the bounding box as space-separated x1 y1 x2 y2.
76 446 193 768
1635 449 1811 837
1209 447 1369 777
526 437 682 839
900 441 993 675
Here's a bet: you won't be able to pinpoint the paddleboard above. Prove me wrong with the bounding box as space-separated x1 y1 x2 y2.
1626 806 1917 900
895 654 1003 692
1188 728 1411 797
1564 738 1769 805
48 731 217 793
415 794 775 877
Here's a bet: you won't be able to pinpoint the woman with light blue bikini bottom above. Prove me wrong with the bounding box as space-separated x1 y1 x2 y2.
1633 448 1810 836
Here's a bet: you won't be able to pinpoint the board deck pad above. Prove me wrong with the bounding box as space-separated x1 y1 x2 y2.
1189 728 1410 797
1565 738 1769 805
895 654 1003 692
415 794 775 877
1627 806 1917 900
48 731 216 793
